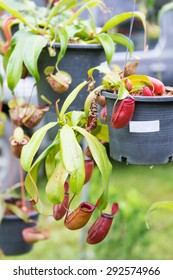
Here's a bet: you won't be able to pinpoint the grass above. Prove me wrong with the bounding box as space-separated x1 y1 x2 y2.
1 161 173 260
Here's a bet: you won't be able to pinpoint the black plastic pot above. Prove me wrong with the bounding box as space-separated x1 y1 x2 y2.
0 211 38 256
37 43 105 112
37 43 105 140
103 91 173 165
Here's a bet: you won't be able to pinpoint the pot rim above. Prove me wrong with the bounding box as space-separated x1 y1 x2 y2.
47 42 103 50
2 211 38 221
102 90 173 102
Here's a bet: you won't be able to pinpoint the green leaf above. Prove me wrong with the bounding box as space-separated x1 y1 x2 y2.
109 33 134 54
87 65 111 79
45 0 77 27
59 81 88 121
3 47 12 71
0 112 7 122
71 111 86 126
65 0 103 25
45 145 60 180
0 199 6 223
10 30 33 47
95 33 115 65
60 125 85 194
5 202 29 222
118 84 129 100
66 25 83 39
146 201 173 229
127 74 152 88
91 122 109 142
23 34 49 81
46 154 68 204
0 1 36 30
73 126 112 210
158 2 173 23
100 11 147 50
101 11 146 33
20 122 57 171
6 31 48 89
6 42 24 90
56 27 69 67
24 138 60 214
103 70 121 86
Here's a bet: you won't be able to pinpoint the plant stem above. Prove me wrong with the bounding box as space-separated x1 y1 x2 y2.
18 159 26 211
10 122 15 187
122 0 136 77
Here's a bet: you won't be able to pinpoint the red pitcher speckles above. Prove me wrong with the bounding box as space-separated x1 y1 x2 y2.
9 104 50 128
110 97 135 129
53 182 69 221
86 202 119 245
64 202 96 230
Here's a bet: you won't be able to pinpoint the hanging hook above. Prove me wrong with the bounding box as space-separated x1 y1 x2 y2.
122 0 137 78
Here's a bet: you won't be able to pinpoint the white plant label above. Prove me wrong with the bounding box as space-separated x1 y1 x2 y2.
129 120 160 133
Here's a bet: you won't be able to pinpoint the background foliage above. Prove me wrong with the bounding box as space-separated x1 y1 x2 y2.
1 160 173 260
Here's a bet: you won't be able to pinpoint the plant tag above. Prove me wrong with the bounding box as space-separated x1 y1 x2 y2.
129 120 160 133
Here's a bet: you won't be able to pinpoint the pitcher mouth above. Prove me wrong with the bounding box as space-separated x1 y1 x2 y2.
80 202 95 213
101 213 114 219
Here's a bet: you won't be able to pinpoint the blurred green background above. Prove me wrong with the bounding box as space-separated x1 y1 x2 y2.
1 160 173 260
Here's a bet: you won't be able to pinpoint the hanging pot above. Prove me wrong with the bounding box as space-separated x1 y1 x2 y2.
37 43 105 111
37 43 105 139
0 204 38 256
103 90 173 165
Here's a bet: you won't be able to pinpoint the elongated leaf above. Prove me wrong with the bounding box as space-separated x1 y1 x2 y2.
10 30 33 47
146 201 173 229
66 0 103 25
23 34 49 81
59 81 88 120
103 70 121 86
100 11 147 50
46 154 68 204
101 11 146 33
95 33 115 65
118 84 129 100
20 122 57 171
45 145 60 180
45 0 77 26
5 202 29 222
56 27 69 67
91 123 109 142
3 47 13 71
24 139 60 214
6 42 24 90
73 126 112 210
71 111 86 126
127 74 152 88
158 2 173 23
109 33 134 54
0 199 6 223
60 124 85 194
0 1 37 31
87 65 111 79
